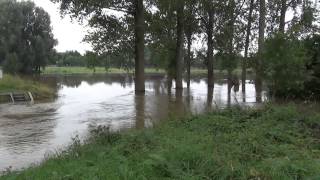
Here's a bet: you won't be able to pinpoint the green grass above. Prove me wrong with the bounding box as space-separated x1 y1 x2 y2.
2 104 320 179
43 67 166 75
0 75 55 100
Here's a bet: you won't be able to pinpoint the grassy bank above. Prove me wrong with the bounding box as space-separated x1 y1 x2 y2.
42 66 250 76
0 75 55 100
2 104 320 179
42 67 166 75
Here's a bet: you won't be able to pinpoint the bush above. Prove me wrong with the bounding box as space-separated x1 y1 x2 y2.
262 34 307 98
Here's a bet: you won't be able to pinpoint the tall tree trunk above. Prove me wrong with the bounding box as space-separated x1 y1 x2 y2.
207 10 214 88
256 0 266 102
242 0 255 92
279 0 287 33
175 1 185 89
134 0 145 93
228 0 235 84
186 33 192 88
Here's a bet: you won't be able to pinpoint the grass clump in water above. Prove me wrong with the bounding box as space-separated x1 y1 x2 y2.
0 75 55 100
2 104 320 179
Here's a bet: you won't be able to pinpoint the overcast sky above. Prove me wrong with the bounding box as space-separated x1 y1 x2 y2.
31 0 92 54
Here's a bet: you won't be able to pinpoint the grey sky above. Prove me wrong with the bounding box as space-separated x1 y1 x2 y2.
31 0 92 54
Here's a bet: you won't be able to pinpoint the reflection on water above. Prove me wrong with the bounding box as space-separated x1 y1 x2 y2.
0 74 267 171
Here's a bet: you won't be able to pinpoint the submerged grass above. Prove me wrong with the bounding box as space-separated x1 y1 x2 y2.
0 75 55 100
2 104 320 179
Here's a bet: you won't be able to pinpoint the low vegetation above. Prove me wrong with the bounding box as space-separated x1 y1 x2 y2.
3 104 320 179
42 67 166 75
0 75 55 100
42 66 249 77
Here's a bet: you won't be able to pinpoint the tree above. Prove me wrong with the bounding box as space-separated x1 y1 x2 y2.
304 34 320 99
256 0 266 101
184 0 198 88
242 0 255 92
0 0 56 74
51 0 146 93
175 0 185 89
85 51 99 73
199 0 217 88
262 34 307 98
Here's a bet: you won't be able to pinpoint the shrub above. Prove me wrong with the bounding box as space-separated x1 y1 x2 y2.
262 34 308 98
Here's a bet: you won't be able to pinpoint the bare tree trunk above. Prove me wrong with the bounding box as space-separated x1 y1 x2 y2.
207 86 214 110
256 0 266 102
242 0 255 92
134 0 145 93
279 0 287 33
207 10 214 88
175 1 185 90
186 34 192 89
135 94 145 129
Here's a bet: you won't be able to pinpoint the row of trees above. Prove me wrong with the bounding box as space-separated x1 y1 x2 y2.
0 0 318 99
0 0 56 74
51 0 319 98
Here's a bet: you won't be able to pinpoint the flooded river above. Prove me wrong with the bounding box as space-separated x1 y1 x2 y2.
0 74 266 171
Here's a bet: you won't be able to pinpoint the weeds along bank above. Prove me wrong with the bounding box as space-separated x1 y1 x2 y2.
0 75 55 102
2 104 320 179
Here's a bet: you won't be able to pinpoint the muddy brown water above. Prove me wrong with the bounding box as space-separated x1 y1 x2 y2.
0 74 267 171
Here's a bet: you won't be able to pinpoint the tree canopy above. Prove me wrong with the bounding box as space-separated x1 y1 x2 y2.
0 0 56 74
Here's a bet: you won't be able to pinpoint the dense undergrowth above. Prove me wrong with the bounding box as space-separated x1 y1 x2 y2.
2 104 320 179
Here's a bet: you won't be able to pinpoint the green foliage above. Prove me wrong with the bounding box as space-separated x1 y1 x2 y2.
3 53 20 74
262 34 308 97
2 104 320 179
85 51 99 73
55 51 86 67
216 52 239 72
0 0 56 74
304 34 320 99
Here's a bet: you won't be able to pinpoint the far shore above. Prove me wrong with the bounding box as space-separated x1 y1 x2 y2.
42 66 252 76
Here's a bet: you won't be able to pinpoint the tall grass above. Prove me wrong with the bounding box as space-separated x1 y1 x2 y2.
0 75 55 99
2 104 320 179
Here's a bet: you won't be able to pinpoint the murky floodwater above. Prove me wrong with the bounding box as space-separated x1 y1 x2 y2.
0 74 266 171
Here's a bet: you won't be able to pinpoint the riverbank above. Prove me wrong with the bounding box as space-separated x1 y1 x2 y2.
0 75 55 101
2 104 320 179
43 67 166 75
42 66 249 76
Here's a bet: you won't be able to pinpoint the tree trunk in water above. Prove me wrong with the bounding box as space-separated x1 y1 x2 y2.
175 1 185 90
186 34 192 89
135 94 145 129
279 0 287 33
207 86 214 110
134 0 145 94
256 0 266 102
207 10 214 88
242 0 255 93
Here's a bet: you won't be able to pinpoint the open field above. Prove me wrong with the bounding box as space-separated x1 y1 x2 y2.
42 67 166 75
2 104 320 179
42 66 250 76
